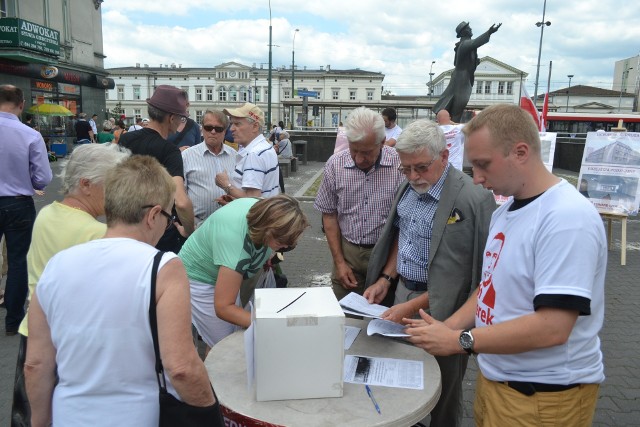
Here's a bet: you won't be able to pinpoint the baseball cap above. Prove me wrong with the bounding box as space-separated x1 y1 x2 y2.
224 102 265 126
146 85 189 117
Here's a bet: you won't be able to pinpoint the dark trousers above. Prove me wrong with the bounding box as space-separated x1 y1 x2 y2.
0 196 35 331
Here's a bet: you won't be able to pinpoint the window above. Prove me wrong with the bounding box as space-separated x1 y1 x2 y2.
498 81 505 95
196 110 203 123
134 109 141 119
195 88 202 101
284 90 290 99
133 86 141 100
255 88 261 102
0 0 6 18
229 86 237 102
367 90 374 101
484 81 491 94
476 81 483 94
239 72 248 79
314 89 321 99
507 82 513 95
349 90 356 100
240 86 248 102
218 86 226 101
332 90 339 100
217 71 228 79
117 86 124 100
207 87 214 101
105 89 109 100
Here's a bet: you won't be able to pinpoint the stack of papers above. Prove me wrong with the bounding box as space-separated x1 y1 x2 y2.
338 292 388 318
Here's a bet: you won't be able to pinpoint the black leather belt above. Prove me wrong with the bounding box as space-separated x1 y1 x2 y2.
0 195 31 199
399 275 428 291
503 381 580 396
345 240 375 249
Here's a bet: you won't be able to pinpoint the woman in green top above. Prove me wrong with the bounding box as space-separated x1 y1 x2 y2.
179 194 309 349
97 121 115 144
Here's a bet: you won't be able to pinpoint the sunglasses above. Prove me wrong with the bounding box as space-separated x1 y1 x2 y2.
203 125 225 133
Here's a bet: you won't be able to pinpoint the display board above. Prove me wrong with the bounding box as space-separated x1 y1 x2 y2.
577 132 640 216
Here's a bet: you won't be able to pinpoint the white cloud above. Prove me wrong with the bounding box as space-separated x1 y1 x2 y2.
101 1 640 95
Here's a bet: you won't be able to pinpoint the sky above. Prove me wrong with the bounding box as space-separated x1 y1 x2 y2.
101 0 640 97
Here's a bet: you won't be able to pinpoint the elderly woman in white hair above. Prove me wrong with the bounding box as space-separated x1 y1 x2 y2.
10 143 129 425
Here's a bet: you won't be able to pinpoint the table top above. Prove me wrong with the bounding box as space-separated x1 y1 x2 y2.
205 318 441 427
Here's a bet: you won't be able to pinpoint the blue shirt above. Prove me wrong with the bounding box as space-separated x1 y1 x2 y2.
0 111 52 196
395 164 450 283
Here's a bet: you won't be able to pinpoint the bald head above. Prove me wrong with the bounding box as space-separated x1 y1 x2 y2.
436 110 453 125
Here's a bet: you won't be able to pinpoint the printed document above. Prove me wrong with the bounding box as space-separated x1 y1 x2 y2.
339 292 388 318
344 355 423 390
367 318 410 337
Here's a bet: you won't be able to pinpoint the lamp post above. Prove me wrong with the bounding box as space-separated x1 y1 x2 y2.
253 71 258 104
565 74 573 112
267 0 273 128
291 28 299 129
618 66 633 112
428 61 435 119
533 0 551 110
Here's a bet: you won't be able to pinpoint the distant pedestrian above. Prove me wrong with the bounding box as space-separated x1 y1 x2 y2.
127 117 144 132
89 113 98 136
74 113 94 144
382 107 402 147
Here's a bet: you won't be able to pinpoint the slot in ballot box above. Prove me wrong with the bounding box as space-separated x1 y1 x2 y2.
253 287 345 401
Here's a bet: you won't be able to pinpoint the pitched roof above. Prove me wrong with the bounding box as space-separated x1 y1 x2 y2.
543 84 634 98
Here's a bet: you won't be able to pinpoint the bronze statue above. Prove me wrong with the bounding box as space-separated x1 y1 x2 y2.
433 21 501 123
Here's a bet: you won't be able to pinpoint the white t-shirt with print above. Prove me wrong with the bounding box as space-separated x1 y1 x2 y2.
476 180 606 385
440 124 465 171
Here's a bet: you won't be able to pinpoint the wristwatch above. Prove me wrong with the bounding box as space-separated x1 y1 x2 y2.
459 329 476 355
379 273 395 285
225 183 232 194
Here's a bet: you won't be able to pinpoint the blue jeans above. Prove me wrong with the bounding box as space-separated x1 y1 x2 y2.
0 196 35 331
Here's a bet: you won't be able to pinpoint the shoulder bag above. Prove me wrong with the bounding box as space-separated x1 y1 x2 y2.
149 251 224 427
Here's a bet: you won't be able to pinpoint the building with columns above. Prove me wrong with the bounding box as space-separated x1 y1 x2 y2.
106 62 385 129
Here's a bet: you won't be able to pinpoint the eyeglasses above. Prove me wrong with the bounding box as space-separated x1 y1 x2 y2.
398 156 439 176
142 205 176 230
203 125 225 133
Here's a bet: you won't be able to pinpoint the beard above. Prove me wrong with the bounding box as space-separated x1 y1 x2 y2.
409 180 431 194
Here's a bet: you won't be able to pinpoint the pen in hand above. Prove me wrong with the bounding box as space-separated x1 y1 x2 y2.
365 385 381 414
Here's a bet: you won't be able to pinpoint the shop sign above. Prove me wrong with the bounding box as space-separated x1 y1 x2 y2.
32 79 55 92
58 82 81 95
0 18 60 57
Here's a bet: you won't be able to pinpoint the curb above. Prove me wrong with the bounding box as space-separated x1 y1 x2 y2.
293 167 324 199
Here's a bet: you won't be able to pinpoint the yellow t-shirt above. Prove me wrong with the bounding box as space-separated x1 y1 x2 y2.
18 201 106 336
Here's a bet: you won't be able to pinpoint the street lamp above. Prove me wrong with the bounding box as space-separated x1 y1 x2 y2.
291 28 299 129
253 71 258 103
618 66 633 112
566 74 574 112
533 0 551 110
267 0 273 128
428 60 435 100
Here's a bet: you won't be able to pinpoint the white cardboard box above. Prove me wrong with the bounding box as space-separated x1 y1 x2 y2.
253 287 345 401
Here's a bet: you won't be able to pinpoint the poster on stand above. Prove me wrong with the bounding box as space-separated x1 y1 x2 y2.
577 132 640 216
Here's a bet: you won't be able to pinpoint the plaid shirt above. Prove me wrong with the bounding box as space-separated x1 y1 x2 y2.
314 146 403 245
394 164 450 283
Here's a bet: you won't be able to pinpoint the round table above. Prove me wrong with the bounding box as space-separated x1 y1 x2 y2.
205 318 441 427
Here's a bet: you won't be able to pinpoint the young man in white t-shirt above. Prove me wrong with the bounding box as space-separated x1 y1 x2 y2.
381 107 402 147
405 104 606 427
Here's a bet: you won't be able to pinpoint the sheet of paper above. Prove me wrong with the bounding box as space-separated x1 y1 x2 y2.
344 325 361 350
343 355 423 390
339 292 388 318
367 318 410 337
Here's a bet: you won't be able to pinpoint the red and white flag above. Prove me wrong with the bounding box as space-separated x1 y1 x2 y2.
520 85 541 130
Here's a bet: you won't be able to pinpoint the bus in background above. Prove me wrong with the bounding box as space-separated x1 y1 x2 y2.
546 112 640 134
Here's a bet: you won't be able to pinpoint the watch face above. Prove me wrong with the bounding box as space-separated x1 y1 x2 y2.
229 71 236 77
460 332 473 349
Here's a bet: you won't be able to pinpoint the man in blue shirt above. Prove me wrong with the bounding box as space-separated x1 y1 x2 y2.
0 85 52 335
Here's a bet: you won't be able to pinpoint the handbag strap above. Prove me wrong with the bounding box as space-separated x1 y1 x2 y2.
149 251 168 391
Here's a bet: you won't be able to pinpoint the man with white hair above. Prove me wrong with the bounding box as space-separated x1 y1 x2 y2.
275 131 293 158
214 102 280 200
364 119 495 427
315 107 403 302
